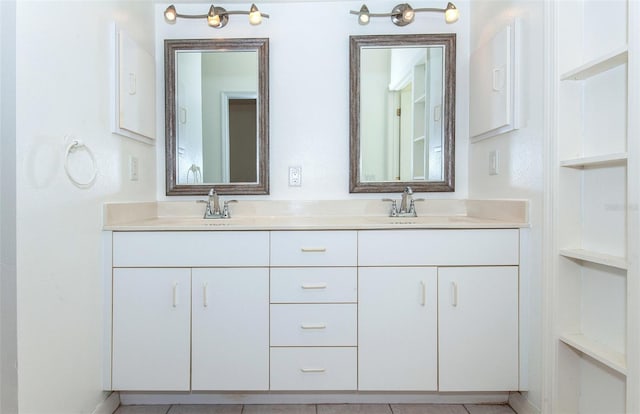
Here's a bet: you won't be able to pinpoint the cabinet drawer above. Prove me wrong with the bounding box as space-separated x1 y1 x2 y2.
358 229 519 266
113 231 269 267
270 347 357 390
271 268 357 303
270 231 357 266
271 304 357 346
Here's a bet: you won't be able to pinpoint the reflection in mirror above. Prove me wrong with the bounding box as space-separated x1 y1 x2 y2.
165 38 269 195
350 34 455 193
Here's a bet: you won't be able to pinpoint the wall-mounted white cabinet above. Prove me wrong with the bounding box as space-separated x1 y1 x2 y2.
111 26 156 144
550 0 639 411
469 21 519 141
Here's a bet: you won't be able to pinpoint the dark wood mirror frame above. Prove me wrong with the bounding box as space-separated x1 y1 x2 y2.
165 38 269 196
349 34 456 193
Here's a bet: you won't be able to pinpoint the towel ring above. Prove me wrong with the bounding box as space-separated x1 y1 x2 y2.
64 139 97 188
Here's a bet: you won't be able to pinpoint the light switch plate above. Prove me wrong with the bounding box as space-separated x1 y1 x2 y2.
489 150 499 175
129 156 139 181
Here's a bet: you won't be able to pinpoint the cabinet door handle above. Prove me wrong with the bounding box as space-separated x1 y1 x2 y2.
301 247 327 253
301 323 326 329
451 281 458 307
172 283 179 308
301 283 327 289
203 283 208 308
420 280 426 306
300 368 325 373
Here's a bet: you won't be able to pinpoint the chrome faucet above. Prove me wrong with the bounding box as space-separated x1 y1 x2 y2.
383 186 423 217
400 186 413 213
202 188 237 219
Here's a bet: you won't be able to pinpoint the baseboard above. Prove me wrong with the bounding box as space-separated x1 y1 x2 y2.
509 392 540 414
92 392 120 414
120 391 509 406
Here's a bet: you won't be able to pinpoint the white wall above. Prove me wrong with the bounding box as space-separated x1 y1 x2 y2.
155 1 470 200
1 1 18 412
14 1 157 413
468 1 545 411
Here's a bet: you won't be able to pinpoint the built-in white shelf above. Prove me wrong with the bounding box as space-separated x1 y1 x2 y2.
559 248 627 270
414 95 426 104
560 47 628 81
560 153 628 169
559 333 627 375
413 136 426 143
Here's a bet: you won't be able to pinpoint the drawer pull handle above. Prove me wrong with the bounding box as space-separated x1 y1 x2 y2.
301 323 326 329
301 283 327 289
301 247 327 253
203 283 208 308
420 280 426 306
300 368 326 373
451 281 458 307
172 283 178 308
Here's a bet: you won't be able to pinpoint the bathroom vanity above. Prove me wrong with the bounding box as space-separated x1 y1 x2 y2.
103 199 527 400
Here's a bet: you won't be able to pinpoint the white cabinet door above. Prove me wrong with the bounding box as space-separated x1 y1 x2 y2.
191 268 269 390
438 266 519 391
112 268 191 390
358 267 438 391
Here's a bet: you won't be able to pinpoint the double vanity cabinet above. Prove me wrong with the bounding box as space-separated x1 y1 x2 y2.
105 223 521 394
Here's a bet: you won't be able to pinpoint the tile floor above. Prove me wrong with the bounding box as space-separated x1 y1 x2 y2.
114 403 516 414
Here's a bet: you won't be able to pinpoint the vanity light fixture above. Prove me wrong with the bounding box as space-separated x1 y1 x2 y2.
351 2 459 26
163 3 269 28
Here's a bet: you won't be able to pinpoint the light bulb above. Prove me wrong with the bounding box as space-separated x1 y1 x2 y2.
249 4 262 25
207 5 221 27
164 5 177 22
402 5 415 23
444 2 459 23
358 5 370 25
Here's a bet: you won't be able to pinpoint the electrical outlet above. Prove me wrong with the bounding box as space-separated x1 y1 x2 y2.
129 156 139 181
288 166 302 187
489 150 499 175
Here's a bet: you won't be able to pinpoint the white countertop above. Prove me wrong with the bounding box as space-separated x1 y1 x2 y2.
103 199 529 231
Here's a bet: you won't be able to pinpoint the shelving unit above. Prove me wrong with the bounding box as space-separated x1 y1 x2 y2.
551 0 638 412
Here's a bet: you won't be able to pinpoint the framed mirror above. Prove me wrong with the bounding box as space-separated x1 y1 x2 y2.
349 34 456 193
165 38 269 195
